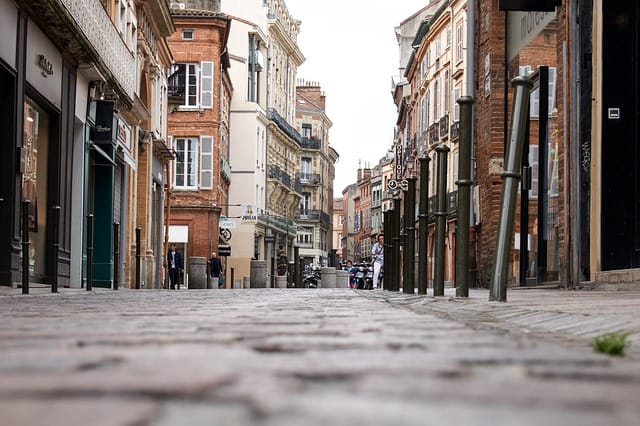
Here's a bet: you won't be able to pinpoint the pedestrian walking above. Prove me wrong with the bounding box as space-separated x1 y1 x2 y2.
167 243 183 290
371 234 384 289
209 251 224 288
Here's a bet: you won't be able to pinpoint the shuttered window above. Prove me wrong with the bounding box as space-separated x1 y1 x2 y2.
200 61 213 109
200 135 213 189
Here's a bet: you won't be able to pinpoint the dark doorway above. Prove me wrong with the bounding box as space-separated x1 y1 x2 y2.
601 1 640 270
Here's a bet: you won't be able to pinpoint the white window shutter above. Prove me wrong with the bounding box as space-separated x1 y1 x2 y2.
548 67 557 113
200 135 213 189
200 61 214 109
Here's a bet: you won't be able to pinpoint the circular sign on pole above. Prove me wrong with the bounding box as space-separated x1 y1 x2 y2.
387 179 398 190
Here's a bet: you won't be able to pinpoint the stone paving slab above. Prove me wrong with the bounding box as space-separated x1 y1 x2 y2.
0 288 639 425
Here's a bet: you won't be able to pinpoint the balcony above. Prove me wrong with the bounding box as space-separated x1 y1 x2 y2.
268 164 292 188
296 209 332 227
429 122 440 145
297 172 321 185
447 190 458 214
32 0 136 104
439 114 449 139
450 121 460 142
268 108 302 145
300 137 322 150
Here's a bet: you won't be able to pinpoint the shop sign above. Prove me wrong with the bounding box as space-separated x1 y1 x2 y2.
38 54 54 78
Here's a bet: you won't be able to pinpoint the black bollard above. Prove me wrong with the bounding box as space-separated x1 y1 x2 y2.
135 227 141 290
403 177 417 294
418 156 431 295
230 267 235 289
50 206 61 293
86 214 94 291
392 195 402 292
113 222 120 290
383 209 391 291
455 96 475 298
490 77 533 302
21 200 30 294
433 144 450 297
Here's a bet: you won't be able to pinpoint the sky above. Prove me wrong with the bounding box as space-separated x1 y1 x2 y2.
284 0 429 194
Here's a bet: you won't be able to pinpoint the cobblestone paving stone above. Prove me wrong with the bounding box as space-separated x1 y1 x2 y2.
0 288 639 426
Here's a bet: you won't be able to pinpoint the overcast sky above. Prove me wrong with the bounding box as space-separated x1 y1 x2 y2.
285 0 429 194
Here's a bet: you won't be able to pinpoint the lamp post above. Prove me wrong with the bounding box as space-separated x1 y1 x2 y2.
418 155 431 295
402 156 416 294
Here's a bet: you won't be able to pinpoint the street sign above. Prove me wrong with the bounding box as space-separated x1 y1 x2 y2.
264 235 275 243
219 218 236 229
218 244 231 256
387 178 409 192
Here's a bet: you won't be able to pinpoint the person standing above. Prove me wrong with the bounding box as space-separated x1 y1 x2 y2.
209 251 224 288
167 243 183 290
371 234 384 289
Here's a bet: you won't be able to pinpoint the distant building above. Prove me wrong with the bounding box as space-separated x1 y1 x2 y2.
166 2 232 285
294 81 337 267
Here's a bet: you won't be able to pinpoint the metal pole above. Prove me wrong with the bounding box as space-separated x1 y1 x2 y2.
455 97 475 297
297 258 304 288
50 206 60 293
433 144 450 297
490 76 533 301
86 214 94 291
536 66 549 284
21 200 30 294
294 245 300 288
418 156 430 294
113 222 120 290
135 227 141 290
383 208 391 291
392 196 402 292
230 267 235 289
403 177 417 294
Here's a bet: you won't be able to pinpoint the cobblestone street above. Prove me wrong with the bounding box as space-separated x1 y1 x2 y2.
1 288 639 426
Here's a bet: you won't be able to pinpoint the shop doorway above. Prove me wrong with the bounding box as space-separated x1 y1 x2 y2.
601 1 640 270
22 97 50 279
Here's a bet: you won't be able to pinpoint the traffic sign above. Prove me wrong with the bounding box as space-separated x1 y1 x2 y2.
219 218 236 229
218 244 231 256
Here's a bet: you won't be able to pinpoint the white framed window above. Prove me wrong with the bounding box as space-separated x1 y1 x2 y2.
529 144 539 199
167 62 214 109
200 135 213 189
182 29 194 40
174 137 198 189
456 20 464 63
519 65 557 118
453 85 462 121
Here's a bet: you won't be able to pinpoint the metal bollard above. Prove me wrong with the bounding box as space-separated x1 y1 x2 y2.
113 222 120 290
86 214 94 291
392 196 402 292
230 267 235 289
433 144 450 297
50 206 60 293
294 245 300 288
490 76 533 302
418 156 431 295
383 208 391 291
455 96 475 298
21 200 30 294
403 177 417 294
135 227 141 290
297 258 304 288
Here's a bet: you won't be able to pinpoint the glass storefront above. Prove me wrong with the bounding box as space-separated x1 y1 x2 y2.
22 98 49 277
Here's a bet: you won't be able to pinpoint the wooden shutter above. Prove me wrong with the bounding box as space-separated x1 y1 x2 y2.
200 135 213 189
200 61 213 109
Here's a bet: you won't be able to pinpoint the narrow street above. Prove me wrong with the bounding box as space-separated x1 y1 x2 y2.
1 288 639 425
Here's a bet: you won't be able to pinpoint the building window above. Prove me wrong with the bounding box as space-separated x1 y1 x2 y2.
182 29 194 40
166 62 214 109
300 157 311 181
519 66 557 118
456 20 464 64
302 124 312 139
174 137 198 189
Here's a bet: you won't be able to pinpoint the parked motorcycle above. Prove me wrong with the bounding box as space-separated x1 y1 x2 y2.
303 265 321 288
354 262 374 290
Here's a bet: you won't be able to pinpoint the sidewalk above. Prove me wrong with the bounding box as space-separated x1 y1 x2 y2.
365 287 640 359
0 287 639 425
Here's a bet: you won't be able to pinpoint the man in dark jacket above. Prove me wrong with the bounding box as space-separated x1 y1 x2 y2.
209 251 224 288
167 243 183 290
